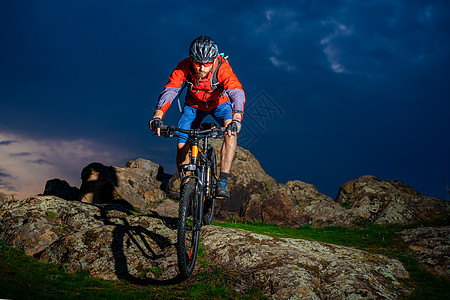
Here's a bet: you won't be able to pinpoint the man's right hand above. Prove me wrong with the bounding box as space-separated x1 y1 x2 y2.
149 117 163 136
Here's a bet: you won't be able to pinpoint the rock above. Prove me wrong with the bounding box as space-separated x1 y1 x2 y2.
38 217 178 281
201 226 412 299
243 180 360 228
165 139 277 220
210 139 277 219
397 226 450 279
0 195 413 298
240 194 263 221
384 180 422 196
0 192 15 206
79 159 168 211
0 196 104 256
0 195 179 281
165 172 181 200
43 178 80 200
336 175 450 225
125 158 162 175
151 198 179 219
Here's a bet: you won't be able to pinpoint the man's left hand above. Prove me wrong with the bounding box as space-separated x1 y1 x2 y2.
226 120 241 136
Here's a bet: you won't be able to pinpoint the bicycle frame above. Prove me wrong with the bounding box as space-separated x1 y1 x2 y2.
157 124 224 277
179 130 219 228
162 124 224 222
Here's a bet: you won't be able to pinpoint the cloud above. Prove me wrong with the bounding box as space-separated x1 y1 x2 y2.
320 20 353 73
27 159 53 165
257 9 301 72
269 56 297 72
0 131 132 200
244 1 449 79
0 169 12 178
10 152 31 157
0 168 17 193
265 9 275 21
0 140 16 146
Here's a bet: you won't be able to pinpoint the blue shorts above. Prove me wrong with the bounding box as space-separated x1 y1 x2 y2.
177 101 233 143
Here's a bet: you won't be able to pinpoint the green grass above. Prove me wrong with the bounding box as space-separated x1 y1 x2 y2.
216 219 403 250
1 219 449 299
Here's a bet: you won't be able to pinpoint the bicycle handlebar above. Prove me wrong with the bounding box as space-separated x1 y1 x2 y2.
158 125 226 138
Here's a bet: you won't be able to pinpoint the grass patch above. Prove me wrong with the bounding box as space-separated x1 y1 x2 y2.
218 219 407 250
45 210 58 221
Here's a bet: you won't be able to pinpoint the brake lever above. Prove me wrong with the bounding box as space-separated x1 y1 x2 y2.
162 127 178 138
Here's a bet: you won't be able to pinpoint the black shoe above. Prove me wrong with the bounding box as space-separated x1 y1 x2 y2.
216 179 230 198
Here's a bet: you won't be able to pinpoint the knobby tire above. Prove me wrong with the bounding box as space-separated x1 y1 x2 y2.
177 180 200 277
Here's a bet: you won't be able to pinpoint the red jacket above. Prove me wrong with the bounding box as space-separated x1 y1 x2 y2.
156 56 245 117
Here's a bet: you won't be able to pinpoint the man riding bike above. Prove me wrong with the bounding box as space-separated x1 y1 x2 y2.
149 35 246 198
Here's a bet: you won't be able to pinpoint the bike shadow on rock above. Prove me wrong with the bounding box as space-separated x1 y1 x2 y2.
79 163 183 285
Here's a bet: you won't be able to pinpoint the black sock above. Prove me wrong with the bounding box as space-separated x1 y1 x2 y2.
219 172 229 181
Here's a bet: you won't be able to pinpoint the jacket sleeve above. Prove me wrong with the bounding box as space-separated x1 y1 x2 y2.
218 61 246 115
155 58 189 117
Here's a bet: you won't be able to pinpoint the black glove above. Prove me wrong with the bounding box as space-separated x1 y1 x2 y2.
226 120 241 133
149 117 163 131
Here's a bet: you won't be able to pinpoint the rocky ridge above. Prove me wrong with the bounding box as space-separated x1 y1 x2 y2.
1 142 449 299
48 144 449 229
0 195 413 298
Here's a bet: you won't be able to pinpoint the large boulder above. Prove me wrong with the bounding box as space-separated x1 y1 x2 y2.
0 195 413 298
242 180 360 228
201 226 412 299
79 159 170 211
165 139 277 219
0 196 104 257
43 178 80 200
336 175 450 225
210 139 277 219
0 195 179 281
398 226 450 279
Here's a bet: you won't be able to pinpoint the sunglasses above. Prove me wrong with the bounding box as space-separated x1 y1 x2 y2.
192 61 214 68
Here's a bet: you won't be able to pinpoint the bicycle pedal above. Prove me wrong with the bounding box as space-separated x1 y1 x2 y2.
215 196 224 199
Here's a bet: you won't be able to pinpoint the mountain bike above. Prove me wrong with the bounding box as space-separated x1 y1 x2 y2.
158 123 225 277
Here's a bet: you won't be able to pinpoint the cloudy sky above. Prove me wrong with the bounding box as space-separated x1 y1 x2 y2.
1 0 449 200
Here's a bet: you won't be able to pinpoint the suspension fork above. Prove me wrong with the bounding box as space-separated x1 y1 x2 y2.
190 139 206 230
203 135 212 198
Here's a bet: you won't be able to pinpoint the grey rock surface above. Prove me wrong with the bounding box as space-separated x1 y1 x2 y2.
243 180 361 228
398 226 450 279
79 159 168 210
202 226 412 299
0 195 413 298
336 175 450 225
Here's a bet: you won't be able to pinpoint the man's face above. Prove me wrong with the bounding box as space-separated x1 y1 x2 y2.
193 59 214 79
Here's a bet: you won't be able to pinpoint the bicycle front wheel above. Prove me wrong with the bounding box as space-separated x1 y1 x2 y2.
177 180 200 277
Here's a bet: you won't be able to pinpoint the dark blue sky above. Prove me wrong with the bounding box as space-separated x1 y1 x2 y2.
1 0 449 200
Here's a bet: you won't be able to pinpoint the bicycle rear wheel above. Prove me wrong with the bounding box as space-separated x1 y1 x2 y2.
177 180 200 277
203 147 217 225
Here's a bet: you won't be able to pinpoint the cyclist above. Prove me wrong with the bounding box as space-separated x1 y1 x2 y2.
149 35 246 198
